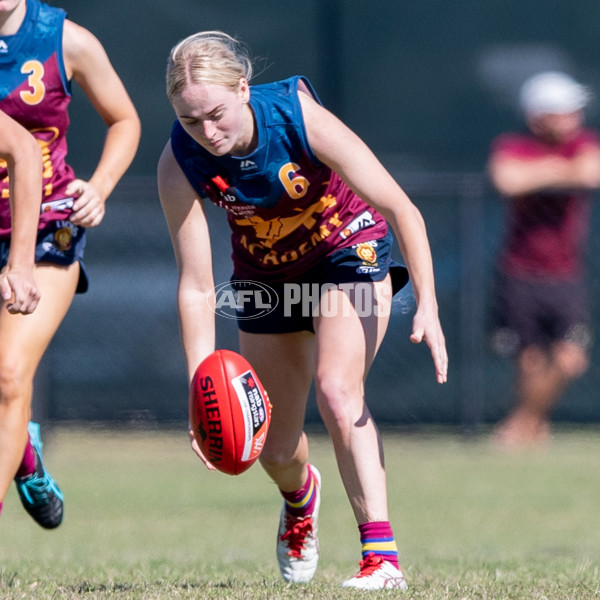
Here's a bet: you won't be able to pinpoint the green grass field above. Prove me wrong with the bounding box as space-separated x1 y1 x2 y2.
2 425 600 599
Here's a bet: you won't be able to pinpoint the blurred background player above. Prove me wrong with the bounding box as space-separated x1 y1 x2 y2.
0 0 140 528
488 71 600 448
158 31 447 589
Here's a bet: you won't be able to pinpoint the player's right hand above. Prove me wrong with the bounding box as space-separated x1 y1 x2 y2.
0 266 40 314
188 426 217 471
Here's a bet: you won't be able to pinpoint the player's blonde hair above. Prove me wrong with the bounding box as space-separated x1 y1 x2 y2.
166 31 253 101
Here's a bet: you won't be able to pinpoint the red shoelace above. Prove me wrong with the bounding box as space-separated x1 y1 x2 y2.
355 553 385 577
280 516 313 558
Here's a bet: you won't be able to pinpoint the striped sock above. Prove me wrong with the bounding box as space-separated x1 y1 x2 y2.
358 521 399 569
280 464 317 518
15 434 36 478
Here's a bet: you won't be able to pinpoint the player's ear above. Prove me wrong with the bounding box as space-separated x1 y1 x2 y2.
238 77 250 103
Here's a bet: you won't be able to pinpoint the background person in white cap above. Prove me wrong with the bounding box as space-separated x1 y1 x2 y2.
487 71 600 448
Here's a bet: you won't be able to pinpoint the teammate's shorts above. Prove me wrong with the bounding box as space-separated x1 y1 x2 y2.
231 232 408 334
0 220 89 294
490 271 591 356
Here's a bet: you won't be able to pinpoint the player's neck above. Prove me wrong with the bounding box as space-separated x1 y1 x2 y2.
0 0 26 36
231 104 257 156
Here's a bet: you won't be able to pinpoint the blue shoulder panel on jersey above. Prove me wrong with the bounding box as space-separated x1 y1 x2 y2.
0 0 67 100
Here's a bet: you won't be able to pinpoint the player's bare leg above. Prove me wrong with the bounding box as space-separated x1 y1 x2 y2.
240 330 315 490
0 263 78 504
241 329 320 582
313 278 392 524
314 277 407 589
494 341 588 448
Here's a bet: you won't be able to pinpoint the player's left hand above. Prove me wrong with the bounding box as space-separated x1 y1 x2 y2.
410 303 448 384
65 179 107 228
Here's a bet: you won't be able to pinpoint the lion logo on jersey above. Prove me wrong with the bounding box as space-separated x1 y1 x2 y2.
54 227 73 251
356 243 377 263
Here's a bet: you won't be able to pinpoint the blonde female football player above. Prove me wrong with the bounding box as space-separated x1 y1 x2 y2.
158 30 447 590
0 0 140 528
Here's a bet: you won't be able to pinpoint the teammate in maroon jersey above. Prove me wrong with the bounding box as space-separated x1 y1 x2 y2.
488 71 600 448
0 0 140 528
158 31 447 589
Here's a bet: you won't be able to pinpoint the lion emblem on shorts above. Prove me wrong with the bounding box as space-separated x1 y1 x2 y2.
54 227 73 251
356 243 377 263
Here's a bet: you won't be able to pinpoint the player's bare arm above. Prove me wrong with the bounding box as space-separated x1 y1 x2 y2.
0 112 41 314
158 142 219 469
298 93 448 383
489 144 600 197
571 144 600 188
158 142 217 381
61 20 141 227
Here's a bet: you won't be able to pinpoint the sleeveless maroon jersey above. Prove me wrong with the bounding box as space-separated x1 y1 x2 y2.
172 76 388 281
0 0 75 238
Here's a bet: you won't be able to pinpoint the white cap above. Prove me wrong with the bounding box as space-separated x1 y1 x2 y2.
519 71 591 116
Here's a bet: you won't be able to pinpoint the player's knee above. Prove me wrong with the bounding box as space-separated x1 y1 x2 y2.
556 346 589 379
518 346 548 374
315 373 362 431
259 446 302 473
0 355 26 405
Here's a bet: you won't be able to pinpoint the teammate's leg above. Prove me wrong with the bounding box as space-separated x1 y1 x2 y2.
0 262 79 511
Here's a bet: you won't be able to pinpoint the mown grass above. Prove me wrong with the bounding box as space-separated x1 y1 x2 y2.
1 425 600 598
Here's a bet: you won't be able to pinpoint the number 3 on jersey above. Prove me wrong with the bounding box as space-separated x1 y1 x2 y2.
20 60 45 105
279 162 309 200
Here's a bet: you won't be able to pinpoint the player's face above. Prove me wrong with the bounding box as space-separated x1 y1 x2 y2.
0 0 24 16
528 111 584 143
0 0 25 29
172 79 253 157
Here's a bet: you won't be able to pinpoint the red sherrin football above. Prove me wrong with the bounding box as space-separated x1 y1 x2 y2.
189 349 271 475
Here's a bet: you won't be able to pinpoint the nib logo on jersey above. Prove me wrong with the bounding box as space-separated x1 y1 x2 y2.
231 371 269 461
339 210 376 240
